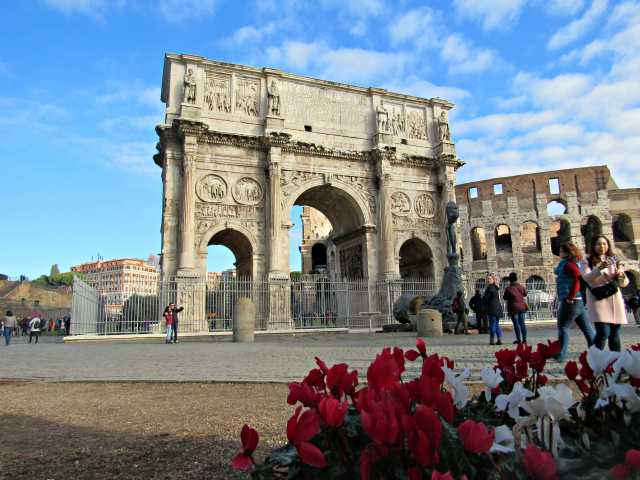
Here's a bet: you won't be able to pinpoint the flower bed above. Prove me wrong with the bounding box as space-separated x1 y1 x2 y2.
234 339 640 480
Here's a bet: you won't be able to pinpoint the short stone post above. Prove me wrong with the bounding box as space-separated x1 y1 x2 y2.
233 298 255 342
417 309 443 337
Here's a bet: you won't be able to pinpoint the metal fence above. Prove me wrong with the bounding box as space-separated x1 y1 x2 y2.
69 275 560 336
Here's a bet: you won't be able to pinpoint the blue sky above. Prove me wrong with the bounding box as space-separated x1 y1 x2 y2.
2 0 639 278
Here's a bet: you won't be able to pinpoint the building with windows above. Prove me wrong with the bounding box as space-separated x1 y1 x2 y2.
71 258 159 304
455 166 640 296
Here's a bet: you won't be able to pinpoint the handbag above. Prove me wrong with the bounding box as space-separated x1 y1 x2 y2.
587 281 619 300
525 302 530 311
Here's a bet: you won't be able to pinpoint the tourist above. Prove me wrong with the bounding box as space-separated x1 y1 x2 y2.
63 317 71 335
580 235 628 352
469 289 489 333
20 317 29 336
1 310 16 346
552 243 595 362
28 313 41 345
453 291 470 335
503 272 528 344
627 290 640 325
482 275 503 345
163 303 184 344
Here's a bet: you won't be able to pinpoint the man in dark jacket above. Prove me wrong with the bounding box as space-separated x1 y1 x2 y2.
167 303 184 343
469 289 489 334
482 275 503 346
452 291 470 335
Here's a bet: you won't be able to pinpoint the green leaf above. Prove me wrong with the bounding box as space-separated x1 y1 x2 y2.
563 468 617 480
629 469 640 480
265 443 298 466
344 410 364 438
437 419 475 479
251 464 277 480
284 464 301 480
487 452 527 480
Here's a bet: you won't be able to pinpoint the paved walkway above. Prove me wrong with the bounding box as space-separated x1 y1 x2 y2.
1 324 639 383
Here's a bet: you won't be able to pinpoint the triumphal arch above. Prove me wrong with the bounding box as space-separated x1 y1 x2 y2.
154 53 463 283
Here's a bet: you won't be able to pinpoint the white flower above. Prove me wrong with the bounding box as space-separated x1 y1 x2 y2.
490 425 515 453
443 366 470 410
495 382 535 419
615 350 640 379
587 346 620 375
481 368 503 402
608 384 640 413
522 397 547 418
539 384 575 410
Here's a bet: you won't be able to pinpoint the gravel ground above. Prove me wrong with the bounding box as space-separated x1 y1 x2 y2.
0 379 582 480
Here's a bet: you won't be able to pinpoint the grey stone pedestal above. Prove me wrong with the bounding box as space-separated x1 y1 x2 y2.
417 309 443 337
233 298 255 342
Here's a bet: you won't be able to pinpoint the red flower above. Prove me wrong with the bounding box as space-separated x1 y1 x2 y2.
422 353 446 386
516 342 532 362
303 368 325 390
538 374 548 386
405 338 427 361
521 443 559 480
286 406 328 467
440 356 455 369
578 351 594 380
631 344 640 352
495 348 517 367
315 356 329 374
565 361 579 380
530 351 547 373
361 396 400 446
405 467 424 480
360 443 388 480
327 363 358 399
402 405 442 467
367 348 405 391
458 420 494 454
515 359 529 380
232 424 259 472
318 396 348 428
537 340 561 359
431 472 468 480
610 449 640 480
405 375 454 424
287 381 324 407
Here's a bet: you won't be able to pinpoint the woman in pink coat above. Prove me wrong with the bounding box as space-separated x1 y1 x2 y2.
580 235 629 351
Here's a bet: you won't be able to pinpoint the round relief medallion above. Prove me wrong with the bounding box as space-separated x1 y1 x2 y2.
414 193 436 218
196 174 227 203
390 192 411 217
232 177 263 205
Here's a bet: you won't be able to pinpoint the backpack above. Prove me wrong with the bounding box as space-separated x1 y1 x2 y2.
451 299 459 312
32 318 40 329
628 296 639 309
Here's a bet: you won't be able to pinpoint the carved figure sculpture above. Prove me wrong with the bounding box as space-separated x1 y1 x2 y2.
376 100 389 132
183 68 197 104
268 80 280 116
438 111 451 141
445 201 459 254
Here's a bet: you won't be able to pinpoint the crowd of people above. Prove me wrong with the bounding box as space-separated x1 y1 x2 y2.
460 235 636 359
0 312 71 345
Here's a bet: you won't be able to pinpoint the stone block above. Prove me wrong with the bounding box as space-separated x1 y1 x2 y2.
393 294 424 324
417 309 443 337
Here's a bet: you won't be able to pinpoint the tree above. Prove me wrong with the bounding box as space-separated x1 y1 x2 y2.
147 254 160 267
48 272 85 286
50 264 60 276
290 271 302 281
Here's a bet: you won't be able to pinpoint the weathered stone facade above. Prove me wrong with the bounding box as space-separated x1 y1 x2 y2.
456 166 640 295
155 53 464 282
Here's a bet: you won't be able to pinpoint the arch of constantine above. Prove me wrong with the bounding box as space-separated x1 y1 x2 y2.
154 53 463 284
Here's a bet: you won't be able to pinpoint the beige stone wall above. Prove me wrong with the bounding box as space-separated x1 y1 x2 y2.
456 166 640 294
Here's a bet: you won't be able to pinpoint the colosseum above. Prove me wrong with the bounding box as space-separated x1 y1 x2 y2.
455 165 640 297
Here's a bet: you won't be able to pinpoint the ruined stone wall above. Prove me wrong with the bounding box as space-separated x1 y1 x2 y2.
455 166 640 294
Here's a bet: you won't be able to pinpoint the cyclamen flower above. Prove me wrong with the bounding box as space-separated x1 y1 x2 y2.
490 425 515 453
587 345 620 375
610 449 640 480
318 396 348 428
405 338 427 361
458 419 495 453
538 384 574 422
232 424 259 472
564 361 579 380
495 382 534 419
286 406 328 467
521 443 559 480
443 366 470 410
360 443 388 480
615 350 640 379
480 368 503 402
430 471 468 480
601 384 640 413
367 347 405 391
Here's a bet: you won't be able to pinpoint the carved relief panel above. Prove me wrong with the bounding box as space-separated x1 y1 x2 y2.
203 72 231 113
196 174 227 202
340 245 363 279
414 193 436 218
233 177 263 205
195 203 264 219
391 192 411 216
235 77 260 117
406 107 427 141
387 103 405 137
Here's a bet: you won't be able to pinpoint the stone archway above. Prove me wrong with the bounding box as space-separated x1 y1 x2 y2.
398 238 434 279
196 223 261 277
550 219 572 256
311 243 327 271
581 215 603 251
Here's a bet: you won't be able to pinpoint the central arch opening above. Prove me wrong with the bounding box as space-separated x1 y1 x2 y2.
399 238 434 279
207 229 254 277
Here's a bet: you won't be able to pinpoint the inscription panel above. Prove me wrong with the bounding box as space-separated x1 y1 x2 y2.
195 203 264 219
280 81 371 131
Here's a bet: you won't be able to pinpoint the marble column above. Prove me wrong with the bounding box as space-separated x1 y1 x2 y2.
267 147 282 275
178 141 197 275
378 166 395 276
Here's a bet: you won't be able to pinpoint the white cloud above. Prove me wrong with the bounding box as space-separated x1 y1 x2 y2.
159 0 218 23
319 48 407 83
390 8 440 48
383 77 471 105
441 35 501 74
321 0 384 17
452 0 527 30
40 0 125 17
222 24 276 47
546 0 586 16
548 0 609 50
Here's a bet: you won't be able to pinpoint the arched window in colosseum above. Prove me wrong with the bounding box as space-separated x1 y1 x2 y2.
550 220 572 256
520 221 541 253
612 214 637 261
470 227 487 261
475 278 486 292
525 276 546 291
499 277 510 292
580 216 602 250
495 225 512 253
547 200 567 216
399 238 434 280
